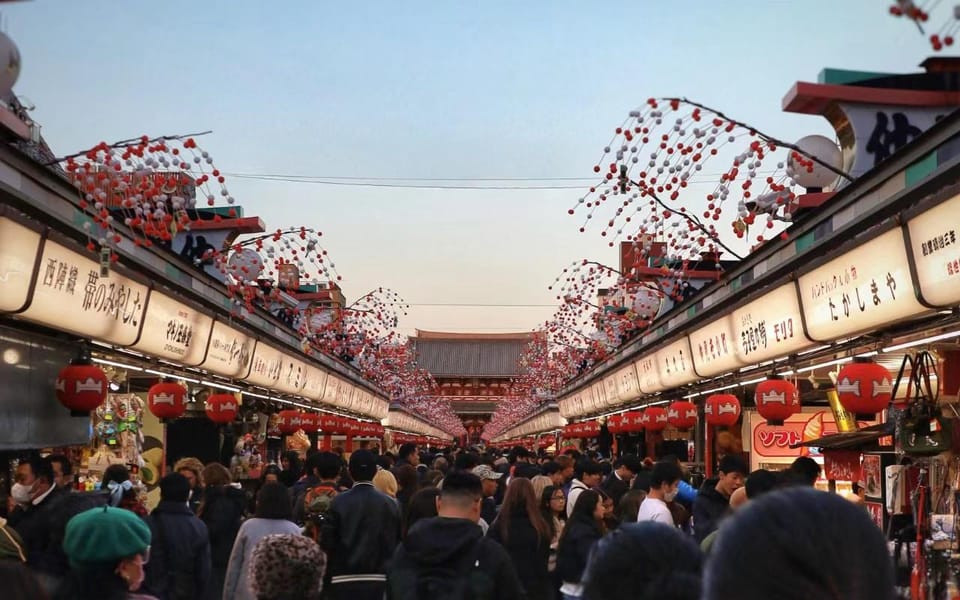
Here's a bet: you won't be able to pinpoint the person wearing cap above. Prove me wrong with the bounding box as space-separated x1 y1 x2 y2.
249 534 326 600
320 449 401 600
56 505 157 600
472 465 503 526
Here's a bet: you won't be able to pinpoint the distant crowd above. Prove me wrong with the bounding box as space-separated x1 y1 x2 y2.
0 444 895 599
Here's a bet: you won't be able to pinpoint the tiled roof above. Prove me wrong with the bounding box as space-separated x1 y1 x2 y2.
413 338 526 378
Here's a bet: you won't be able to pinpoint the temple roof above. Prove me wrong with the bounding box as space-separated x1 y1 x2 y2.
411 331 534 377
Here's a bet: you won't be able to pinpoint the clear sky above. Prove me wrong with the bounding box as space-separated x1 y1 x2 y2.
5 0 932 335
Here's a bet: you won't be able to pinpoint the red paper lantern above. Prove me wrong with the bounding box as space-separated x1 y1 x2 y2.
205 393 239 424
582 420 601 438
622 411 645 433
570 423 584 438
538 435 553 449
642 406 669 432
667 401 698 430
320 414 341 433
607 414 623 434
755 377 800 426
705 394 741 427
300 412 320 432
147 382 187 421
56 360 108 416
277 409 304 435
345 419 362 436
837 360 893 416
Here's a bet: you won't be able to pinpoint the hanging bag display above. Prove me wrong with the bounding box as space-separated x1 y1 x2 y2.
892 352 950 457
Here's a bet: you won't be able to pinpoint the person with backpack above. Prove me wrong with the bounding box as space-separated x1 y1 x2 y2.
143 473 211 600
292 452 344 537
320 449 401 600
222 482 301 600
386 470 525 600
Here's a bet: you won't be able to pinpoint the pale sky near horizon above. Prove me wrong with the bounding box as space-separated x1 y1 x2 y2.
6 1 932 336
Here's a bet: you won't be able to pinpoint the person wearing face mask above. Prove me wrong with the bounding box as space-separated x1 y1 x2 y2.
56 506 157 600
636 461 683 525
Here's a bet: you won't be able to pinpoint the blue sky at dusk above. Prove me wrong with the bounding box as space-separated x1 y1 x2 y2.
6 1 930 334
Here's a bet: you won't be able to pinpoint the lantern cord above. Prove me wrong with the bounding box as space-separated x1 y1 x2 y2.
663 98 854 183
43 130 214 166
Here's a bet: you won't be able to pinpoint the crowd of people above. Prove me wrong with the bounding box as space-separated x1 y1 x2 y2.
0 444 896 599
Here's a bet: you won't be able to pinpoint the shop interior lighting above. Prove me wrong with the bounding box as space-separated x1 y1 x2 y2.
739 376 769 386
796 356 853 373
92 358 143 371
882 330 960 353
201 379 240 393
645 399 671 407
856 351 879 358
798 345 831 356
242 391 270 400
144 368 200 384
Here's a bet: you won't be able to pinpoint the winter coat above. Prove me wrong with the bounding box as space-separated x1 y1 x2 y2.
556 517 603 585
692 478 730 542
600 472 631 506
222 517 301 600
143 500 212 600
320 482 401 582
9 484 86 576
487 512 552 600
387 516 525 600
199 485 247 568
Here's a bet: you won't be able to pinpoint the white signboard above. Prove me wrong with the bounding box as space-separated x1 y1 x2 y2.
23 239 148 346
615 363 641 404
732 283 813 364
908 193 960 307
133 291 213 365
300 365 328 401
590 382 606 411
798 229 926 341
603 375 619 407
636 355 663 394
276 356 307 396
656 337 697 387
0 218 41 312
245 342 284 388
200 321 255 378
336 380 355 410
559 397 573 418
690 315 745 377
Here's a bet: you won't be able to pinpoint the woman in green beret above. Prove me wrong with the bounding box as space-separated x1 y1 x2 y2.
54 506 157 600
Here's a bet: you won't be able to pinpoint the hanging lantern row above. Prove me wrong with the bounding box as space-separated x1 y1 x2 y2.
278 410 385 437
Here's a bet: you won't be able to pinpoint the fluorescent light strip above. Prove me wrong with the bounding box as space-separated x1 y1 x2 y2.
739 377 768 386
856 351 879 358
799 345 831 356
243 391 270 400
796 357 852 373
882 330 960 353
93 358 143 371
201 380 240 393
144 369 200 384
645 399 670 407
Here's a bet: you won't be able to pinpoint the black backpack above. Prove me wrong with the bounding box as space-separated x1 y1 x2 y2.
403 539 495 600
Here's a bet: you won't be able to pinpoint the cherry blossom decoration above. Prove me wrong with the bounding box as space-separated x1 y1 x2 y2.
58 133 232 261
568 98 850 264
887 1 960 50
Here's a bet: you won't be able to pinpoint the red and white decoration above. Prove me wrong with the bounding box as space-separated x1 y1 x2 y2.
836 360 893 416
56 361 108 416
147 381 187 421
704 393 741 427
755 377 800 426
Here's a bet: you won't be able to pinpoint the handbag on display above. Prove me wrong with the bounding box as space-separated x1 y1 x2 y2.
892 352 951 457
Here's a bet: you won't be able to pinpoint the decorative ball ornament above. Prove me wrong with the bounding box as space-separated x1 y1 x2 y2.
0 32 21 98
205 393 239 424
642 406 669 432
755 377 800 426
56 359 108 416
788 135 842 190
277 409 303 435
705 394 741 427
836 359 893 417
147 381 187 421
226 248 264 282
667 400 698 430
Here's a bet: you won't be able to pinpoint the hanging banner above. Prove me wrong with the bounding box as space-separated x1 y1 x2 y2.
732 283 813 364
132 291 213 365
200 321 255 378
690 314 745 377
636 355 663 394
615 362 642 404
798 229 926 341
22 238 147 346
908 193 960 307
300 365 328 401
656 337 697 388
0 217 41 313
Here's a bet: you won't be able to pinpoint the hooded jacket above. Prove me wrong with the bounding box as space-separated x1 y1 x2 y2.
692 478 730 542
387 516 524 600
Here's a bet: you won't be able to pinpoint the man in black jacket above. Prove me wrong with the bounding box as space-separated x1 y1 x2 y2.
601 454 641 506
693 454 748 542
387 470 524 600
144 473 212 600
322 449 401 600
